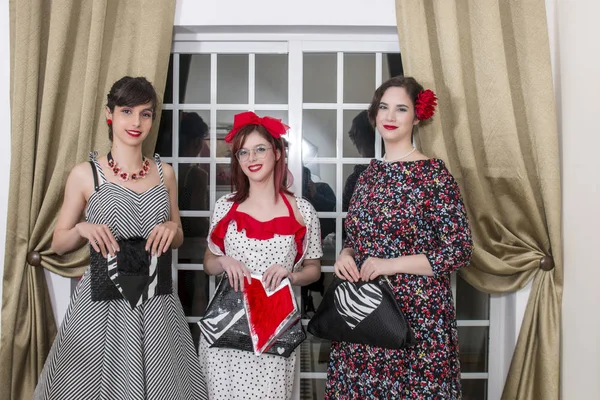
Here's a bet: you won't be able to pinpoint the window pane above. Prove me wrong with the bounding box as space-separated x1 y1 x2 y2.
302 164 336 211
320 219 336 266
456 274 490 320
342 164 369 212
343 109 374 158
299 333 331 373
178 163 210 212
300 378 326 400
215 110 243 158
164 54 173 104
382 52 403 82
181 54 211 104
461 379 487 400
256 54 288 104
303 53 337 103
218 54 248 104
344 53 375 103
178 217 209 263
215 163 232 198
458 327 489 373
303 110 336 158
155 109 173 157
178 110 210 158
301 272 334 318
178 269 209 317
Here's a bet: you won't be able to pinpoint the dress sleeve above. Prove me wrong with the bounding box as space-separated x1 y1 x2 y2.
424 167 473 277
206 195 234 256
303 201 323 260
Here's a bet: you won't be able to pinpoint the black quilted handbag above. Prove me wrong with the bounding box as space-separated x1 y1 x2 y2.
307 276 415 349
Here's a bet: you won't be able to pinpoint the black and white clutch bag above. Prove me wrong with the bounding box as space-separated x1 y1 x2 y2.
307 276 415 350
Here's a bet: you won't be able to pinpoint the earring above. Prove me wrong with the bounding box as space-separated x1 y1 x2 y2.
107 119 112 125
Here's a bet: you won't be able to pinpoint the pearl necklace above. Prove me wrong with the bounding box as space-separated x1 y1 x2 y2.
382 147 417 163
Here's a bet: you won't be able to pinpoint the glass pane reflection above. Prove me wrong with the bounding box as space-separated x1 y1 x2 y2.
180 54 211 104
303 53 337 103
178 217 209 264
256 54 288 104
344 53 375 103
302 110 336 158
458 327 489 373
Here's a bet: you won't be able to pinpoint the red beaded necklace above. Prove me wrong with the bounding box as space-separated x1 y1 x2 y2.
107 151 151 182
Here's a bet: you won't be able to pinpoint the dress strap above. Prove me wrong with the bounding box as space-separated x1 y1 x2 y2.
89 151 107 185
88 161 99 191
280 192 294 217
154 154 164 184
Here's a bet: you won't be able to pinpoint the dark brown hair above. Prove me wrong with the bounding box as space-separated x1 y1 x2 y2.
348 110 376 158
367 76 424 125
229 125 292 203
106 76 159 141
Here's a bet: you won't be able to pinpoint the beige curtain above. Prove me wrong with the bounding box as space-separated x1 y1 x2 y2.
0 0 175 398
395 1 562 399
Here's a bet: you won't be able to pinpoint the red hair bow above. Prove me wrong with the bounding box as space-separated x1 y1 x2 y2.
224 111 290 143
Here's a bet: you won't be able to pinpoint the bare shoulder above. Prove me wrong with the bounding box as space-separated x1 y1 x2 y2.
286 194 315 227
67 161 95 198
160 160 176 184
69 161 94 185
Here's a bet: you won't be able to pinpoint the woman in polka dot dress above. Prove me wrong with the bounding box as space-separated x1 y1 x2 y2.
199 112 323 399
326 77 473 399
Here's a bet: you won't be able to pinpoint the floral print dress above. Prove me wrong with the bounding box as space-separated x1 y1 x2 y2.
325 158 473 399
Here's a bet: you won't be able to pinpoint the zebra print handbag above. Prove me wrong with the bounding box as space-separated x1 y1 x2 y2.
307 276 415 349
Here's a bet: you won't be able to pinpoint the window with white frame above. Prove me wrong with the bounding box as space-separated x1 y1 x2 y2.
157 36 498 400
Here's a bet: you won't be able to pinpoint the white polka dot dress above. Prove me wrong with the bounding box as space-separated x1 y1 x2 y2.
198 194 322 400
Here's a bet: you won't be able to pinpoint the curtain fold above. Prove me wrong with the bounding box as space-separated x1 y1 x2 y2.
395 1 562 399
0 1 176 398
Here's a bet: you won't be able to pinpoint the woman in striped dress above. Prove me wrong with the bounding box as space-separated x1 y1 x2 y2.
34 77 207 399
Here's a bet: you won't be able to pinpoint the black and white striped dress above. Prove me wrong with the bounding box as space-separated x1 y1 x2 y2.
34 153 207 400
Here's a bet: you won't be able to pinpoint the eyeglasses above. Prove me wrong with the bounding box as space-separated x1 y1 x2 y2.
235 145 272 162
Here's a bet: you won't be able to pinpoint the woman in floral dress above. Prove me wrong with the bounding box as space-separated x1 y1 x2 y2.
326 76 473 399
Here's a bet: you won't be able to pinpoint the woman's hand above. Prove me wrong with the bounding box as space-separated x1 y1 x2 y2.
360 257 394 281
262 264 292 291
219 256 252 292
334 250 360 282
75 222 119 258
145 221 179 256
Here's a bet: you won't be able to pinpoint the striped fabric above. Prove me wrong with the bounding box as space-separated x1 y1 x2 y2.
334 282 383 329
34 152 207 400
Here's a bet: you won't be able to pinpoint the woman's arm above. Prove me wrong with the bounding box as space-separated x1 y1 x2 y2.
204 247 252 291
203 247 225 276
52 162 119 257
290 258 320 286
360 168 473 280
163 163 184 248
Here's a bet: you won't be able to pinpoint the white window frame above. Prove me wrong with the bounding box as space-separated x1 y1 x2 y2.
168 31 510 400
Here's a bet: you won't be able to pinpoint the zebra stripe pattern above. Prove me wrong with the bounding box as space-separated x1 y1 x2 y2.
34 152 207 399
199 308 246 345
334 282 383 329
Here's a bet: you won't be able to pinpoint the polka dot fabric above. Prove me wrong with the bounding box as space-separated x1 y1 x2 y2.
199 194 323 400
325 158 473 399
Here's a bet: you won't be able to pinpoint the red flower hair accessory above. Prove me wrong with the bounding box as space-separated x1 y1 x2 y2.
224 111 290 144
415 89 438 121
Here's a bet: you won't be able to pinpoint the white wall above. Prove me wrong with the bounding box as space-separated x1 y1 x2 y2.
174 0 398 27
550 0 600 398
